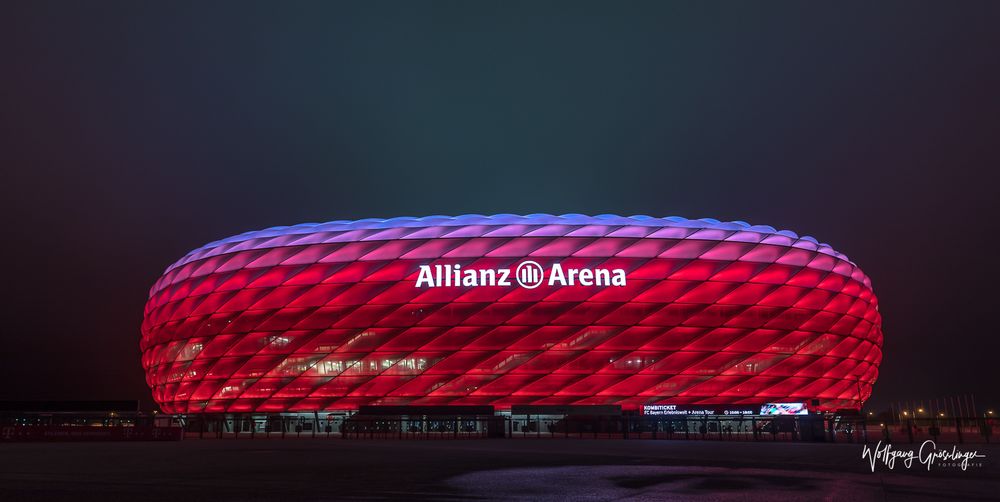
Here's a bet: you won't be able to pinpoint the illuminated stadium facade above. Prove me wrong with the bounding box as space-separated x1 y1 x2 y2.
140 214 882 415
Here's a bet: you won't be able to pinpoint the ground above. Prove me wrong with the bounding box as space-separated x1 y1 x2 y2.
1 439 997 501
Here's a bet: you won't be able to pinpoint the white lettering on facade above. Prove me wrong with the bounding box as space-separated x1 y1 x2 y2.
415 262 627 288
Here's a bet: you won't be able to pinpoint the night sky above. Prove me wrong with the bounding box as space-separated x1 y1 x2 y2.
2 1 999 412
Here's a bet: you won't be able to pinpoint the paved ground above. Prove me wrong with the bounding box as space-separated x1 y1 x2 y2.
0 439 997 500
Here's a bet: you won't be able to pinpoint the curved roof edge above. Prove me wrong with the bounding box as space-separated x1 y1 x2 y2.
165 214 860 276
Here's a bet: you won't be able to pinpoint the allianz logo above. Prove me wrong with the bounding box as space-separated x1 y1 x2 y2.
415 261 627 289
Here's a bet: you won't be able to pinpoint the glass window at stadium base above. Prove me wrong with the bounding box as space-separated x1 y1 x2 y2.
140 214 882 415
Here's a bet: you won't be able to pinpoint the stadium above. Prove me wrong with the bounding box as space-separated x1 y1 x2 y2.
140 214 882 416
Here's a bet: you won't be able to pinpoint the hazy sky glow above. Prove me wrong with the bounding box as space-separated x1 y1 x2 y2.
2 1 999 411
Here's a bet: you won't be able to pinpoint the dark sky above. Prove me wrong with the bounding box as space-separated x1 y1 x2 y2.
2 1 998 411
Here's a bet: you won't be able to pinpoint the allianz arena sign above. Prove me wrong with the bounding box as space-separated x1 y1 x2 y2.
415 261 628 289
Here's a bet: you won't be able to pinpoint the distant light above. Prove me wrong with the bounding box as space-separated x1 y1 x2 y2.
917 408 924 413
902 411 908 416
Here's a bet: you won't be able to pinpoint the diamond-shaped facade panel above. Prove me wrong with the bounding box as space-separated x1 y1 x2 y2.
141 214 882 413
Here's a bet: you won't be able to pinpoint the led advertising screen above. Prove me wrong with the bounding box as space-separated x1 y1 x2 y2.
759 402 809 415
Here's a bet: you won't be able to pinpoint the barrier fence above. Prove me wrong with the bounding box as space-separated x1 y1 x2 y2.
3 413 993 443
168 415 994 444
